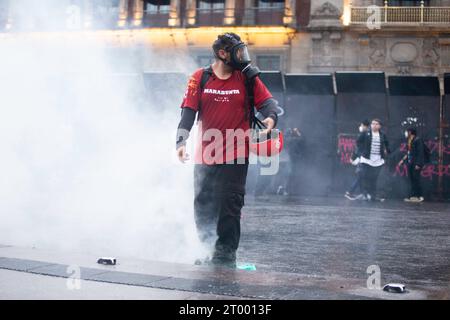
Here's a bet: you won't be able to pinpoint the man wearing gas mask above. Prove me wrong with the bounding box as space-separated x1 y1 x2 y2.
176 33 280 268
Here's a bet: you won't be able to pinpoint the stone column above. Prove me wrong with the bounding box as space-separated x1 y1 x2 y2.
168 0 181 27
224 0 236 25
5 0 13 30
118 0 128 27
83 0 93 28
283 0 297 26
185 0 197 26
242 0 255 25
133 0 144 27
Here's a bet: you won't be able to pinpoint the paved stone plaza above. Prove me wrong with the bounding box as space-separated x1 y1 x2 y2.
1 196 448 300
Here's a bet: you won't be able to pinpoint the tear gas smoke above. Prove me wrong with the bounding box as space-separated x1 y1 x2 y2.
0 1 206 263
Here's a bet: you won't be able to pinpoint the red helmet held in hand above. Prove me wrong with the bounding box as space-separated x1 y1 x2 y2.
249 117 284 157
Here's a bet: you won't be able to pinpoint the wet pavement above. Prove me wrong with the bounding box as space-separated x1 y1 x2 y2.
240 196 450 297
0 196 449 299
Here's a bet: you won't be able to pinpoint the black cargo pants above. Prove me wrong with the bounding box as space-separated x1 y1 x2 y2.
193 159 249 263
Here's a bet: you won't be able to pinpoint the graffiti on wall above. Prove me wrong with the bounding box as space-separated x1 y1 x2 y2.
337 134 450 180
337 133 357 165
393 163 450 180
399 140 450 155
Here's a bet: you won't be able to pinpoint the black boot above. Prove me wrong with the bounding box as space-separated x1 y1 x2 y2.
211 245 237 268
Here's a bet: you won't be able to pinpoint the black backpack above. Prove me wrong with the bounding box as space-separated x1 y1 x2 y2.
197 66 261 129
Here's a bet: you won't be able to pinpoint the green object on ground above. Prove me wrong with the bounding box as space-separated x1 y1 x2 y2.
237 263 256 271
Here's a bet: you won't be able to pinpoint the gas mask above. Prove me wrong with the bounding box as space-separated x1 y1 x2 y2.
215 35 260 79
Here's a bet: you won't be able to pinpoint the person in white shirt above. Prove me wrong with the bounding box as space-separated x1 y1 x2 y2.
357 119 390 201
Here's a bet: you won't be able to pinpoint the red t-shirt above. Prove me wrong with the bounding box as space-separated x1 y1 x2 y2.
180 67 272 164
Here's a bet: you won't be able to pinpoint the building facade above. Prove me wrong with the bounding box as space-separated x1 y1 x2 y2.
1 0 449 197
1 0 449 82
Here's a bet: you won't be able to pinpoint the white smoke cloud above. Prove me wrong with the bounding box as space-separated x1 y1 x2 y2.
0 1 206 264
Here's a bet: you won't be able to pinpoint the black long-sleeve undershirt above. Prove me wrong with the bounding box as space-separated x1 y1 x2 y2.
258 98 279 127
176 107 196 149
175 98 279 149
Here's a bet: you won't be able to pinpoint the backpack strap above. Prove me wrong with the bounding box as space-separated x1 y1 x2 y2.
243 65 262 129
200 65 213 90
197 65 260 129
245 76 262 129
197 65 213 123
422 139 431 164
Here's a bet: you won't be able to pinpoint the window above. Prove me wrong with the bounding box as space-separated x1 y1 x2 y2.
388 0 430 6
92 0 120 18
197 0 225 10
145 0 170 13
0 0 9 29
197 55 215 67
256 55 281 71
257 0 285 9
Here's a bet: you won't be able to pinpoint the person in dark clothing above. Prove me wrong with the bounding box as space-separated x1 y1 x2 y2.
176 33 279 268
345 119 370 200
286 128 302 159
398 127 425 203
357 118 390 201
282 127 302 195
193 160 249 264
